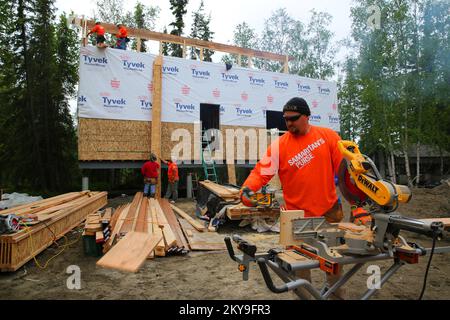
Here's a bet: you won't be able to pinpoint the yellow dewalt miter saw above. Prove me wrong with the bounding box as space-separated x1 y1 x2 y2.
224 140 450 300
337 140 411 219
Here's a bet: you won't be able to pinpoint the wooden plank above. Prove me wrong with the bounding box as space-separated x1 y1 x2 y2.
199 181 240 199
77 19 293 63
134 197 147 233
170 204 206 232
150 199 165 256
97 231 163 273
103 204 130 253
146 198 155 259
178 218 226 251
120 193 142 234
101 207 112 223
226 204 280 220
154 199 177 248
151 56 163 199
159 199 189 251
0 192 90 216
96 231 104 243
227 164 237 185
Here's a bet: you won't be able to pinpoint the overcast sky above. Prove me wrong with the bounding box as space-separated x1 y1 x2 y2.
56 0 354 61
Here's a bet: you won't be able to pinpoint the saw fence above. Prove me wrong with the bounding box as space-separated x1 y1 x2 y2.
0 191 107 271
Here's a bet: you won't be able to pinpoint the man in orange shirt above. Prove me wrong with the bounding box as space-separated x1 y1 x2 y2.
86 21 106 48
240 97 345 299
163 158 179 203
115 24 129 50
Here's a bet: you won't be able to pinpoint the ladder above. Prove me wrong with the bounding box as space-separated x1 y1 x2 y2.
201 132 218 183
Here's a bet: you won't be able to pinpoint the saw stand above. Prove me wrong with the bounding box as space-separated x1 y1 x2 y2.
225 229 450 300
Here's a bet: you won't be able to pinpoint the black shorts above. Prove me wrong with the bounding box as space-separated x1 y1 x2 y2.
96 35 106 43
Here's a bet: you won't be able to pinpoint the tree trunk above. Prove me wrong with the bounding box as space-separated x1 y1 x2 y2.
390 151 397 184
439 146 444 178
403 146 412 187
416 142 421 186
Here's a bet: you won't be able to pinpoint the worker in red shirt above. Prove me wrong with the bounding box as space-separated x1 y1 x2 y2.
162 157 179 203
115 24 129 50
240 97 345 299
86 21 106 48
141 153 160 198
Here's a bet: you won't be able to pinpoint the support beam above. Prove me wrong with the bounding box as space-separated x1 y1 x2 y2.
151 55 163 198
74 18 293 63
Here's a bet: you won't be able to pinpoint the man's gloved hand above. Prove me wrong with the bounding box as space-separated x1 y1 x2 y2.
240 186 258 207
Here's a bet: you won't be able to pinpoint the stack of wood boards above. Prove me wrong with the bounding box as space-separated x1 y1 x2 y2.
83 208 113 244
97 193 227 273
0 191 107 272
199 180 240 201
226 203 280 220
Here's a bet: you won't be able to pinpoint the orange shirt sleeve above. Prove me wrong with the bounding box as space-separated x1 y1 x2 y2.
243 140 280 192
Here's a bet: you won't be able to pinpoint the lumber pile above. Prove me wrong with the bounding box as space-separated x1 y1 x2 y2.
226 203 280 220
83 208 113 244
97 193 227 273
0 191 107 272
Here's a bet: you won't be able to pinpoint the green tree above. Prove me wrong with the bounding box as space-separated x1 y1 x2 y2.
168 0 188 57
221 22 259 67
190 0 214 61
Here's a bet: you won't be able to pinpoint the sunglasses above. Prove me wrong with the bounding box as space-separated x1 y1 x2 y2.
283 114 303 122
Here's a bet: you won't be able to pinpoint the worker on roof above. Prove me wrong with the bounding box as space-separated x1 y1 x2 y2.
240 97 345 299
142 153 160 198
162 157 179 204
115 23 129 50
86 21 107 48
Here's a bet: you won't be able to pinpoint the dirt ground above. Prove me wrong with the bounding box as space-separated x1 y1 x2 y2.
1 184 449 300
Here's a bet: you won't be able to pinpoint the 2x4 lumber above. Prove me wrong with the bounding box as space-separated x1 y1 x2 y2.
79 19 292 63
150 199 165 256
120 193 142 234
97 231 163 273
131 194 144 232
0 191 90 216
154 200 177 248
159 199 189 250
151 56 163 199
102 207 112 223
104 204 130 252
134 196 148 233
199 181 240 199
146 198 155 259
170 204 206 232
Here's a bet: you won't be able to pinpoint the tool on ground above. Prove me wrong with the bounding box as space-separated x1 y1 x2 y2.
0 214 21 234
225 140 450 300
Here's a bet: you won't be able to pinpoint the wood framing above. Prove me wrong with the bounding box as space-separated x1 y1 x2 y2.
151 56 163 198
73 18 293 69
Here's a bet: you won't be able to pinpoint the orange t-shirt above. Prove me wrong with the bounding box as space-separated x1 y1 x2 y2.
168 162 179 182
91 25 105 36
243 126 343 217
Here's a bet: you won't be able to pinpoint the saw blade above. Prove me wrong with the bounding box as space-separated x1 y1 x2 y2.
337 159 369 205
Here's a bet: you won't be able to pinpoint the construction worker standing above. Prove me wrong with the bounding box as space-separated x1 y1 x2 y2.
86 21 106 48
141 153 160 198
162 158 179 203
115 24 129 50
240 97 345 299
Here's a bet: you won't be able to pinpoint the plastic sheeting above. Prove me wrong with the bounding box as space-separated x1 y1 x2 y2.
78 46 340 131
0 193 43 210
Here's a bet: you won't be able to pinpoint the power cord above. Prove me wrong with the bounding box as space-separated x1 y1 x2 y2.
418 234 437 300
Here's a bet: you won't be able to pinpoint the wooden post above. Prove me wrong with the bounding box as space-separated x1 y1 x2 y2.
151 56 163 198
248 56 253 69
159 41 163 55
136 38 142 52
182 40 187 58
227 164 237 185
200 47 204 61
283 55 289 73
238 54 242 66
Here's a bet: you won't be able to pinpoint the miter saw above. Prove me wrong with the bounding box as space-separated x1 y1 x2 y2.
224 140 450 300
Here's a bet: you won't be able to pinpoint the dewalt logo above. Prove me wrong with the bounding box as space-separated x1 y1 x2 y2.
358 175 379 194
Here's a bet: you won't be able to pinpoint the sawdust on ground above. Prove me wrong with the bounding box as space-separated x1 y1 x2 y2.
0 184 449 300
